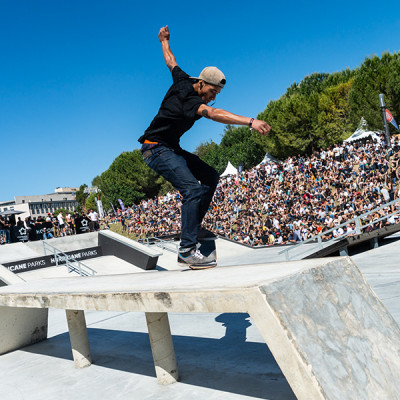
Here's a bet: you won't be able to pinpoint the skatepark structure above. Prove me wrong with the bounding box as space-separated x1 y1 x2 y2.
0 231 400 399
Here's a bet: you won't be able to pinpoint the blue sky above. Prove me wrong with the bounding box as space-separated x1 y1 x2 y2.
1 0 400 201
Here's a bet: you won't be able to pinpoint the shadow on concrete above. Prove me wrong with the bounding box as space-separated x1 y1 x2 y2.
215 312 252 342
22 313 295 400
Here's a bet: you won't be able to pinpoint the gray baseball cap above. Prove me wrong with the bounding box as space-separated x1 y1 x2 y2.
191 66 226 88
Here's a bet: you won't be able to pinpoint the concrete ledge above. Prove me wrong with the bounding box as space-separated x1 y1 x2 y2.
98 230 162 270
0 258 400 399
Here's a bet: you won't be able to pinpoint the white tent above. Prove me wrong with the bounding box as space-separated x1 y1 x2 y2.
256 152 278 167
221 161 238 177
344 117 382 143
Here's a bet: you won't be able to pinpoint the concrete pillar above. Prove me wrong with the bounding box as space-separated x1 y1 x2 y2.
65 310 92 368
339 247 348 256
370 237 379 249
145 312 178 384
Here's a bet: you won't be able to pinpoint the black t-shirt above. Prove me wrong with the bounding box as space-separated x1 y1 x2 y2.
139 66 205 151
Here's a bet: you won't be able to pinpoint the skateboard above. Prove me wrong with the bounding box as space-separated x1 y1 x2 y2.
178 237 217 270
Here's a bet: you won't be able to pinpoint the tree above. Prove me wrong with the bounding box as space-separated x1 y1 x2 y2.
195 126 265 173
219 126 265 171
91 175 102 188
75 184 88 210
195 140 224 171
97 150 168 206
258 76 354 158
85 193 99 211
315 80 354 146
53 208 73 217
349 52 400 131
258 94 316 157
285 70 355 98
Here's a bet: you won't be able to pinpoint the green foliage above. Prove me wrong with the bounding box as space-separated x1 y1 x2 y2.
91 175 102 188
258 74 354 157
285 69 356 98
259 94 316 156
85 193 98 211
75 184 88 209
96 150 168 206
315 80 354 146
53 208 73 217
349 52 400 130
156 176 174 196
195 126 265 173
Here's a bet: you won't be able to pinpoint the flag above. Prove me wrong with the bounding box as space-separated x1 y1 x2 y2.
110 202 117 215
385 109 400 131
117 198 125 211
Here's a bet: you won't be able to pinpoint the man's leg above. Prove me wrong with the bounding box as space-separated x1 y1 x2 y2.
178 150 220 222
144 146 207 251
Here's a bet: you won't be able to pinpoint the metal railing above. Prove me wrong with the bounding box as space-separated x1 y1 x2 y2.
279 198 400 261
139 237 179 253
42 240 97 276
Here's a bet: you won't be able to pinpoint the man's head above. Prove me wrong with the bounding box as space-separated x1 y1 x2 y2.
196 67 226 88
192 66 226 103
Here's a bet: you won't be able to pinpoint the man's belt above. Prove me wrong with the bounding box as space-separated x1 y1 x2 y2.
141 140 161 157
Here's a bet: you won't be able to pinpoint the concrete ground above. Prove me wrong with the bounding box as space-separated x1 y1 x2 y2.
0 233 399 400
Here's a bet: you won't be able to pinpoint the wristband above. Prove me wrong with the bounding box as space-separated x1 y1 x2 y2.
249 118 254 128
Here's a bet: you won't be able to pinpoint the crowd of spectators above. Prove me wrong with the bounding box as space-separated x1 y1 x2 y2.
2 135 400 247
0 210 101 244
124 134 400 246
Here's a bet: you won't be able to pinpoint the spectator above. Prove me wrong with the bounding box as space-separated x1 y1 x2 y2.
87 209 99 232
42 227 53 240
58 212 66 237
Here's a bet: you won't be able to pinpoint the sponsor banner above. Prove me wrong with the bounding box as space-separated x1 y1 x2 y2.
74 216 91 234
97 199 104 218
118 198 125 211
10 226 29 243
385 108 400 131
3 246 103 274
110 202 117 215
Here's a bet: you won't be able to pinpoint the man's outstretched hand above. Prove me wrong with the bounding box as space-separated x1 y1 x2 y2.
158 26 170 42
252 119 271 136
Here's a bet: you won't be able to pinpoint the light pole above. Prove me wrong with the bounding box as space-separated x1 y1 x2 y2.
379 94 392 148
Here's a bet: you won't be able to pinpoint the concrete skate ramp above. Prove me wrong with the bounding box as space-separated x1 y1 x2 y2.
0 257 400 399
0 233 99 265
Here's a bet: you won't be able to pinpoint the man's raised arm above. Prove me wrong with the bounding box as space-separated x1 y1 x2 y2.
197 104 271 136
158 26 177 71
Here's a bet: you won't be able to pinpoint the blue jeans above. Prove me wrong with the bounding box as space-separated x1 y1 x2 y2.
143 145 219 250
0 229 10 243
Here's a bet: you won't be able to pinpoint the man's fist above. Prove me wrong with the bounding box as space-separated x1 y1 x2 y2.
158 26 170 42
252 120 271 136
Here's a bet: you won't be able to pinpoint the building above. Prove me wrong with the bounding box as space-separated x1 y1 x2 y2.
15 194 78 219
55 187 79 194
1 188 79 221
0 200 15 214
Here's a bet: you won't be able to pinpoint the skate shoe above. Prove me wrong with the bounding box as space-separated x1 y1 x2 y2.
178 248 217 269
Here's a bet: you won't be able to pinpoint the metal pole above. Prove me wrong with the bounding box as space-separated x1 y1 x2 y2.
379 94 392 148
355 217 362 234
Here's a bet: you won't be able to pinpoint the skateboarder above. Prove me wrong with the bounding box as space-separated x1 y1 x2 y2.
139 26 271 268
